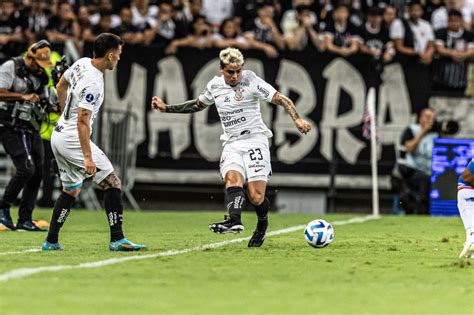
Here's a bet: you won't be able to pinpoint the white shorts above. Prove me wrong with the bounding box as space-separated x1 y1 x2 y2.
220 133 272 182
51 131 114 190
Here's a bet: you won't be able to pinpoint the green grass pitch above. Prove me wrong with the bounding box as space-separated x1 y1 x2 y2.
0 209 472 314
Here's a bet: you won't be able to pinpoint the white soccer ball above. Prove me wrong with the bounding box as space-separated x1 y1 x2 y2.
304 219 334 248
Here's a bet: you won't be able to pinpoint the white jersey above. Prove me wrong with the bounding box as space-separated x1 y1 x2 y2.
55 57 104 138
198 70 277 144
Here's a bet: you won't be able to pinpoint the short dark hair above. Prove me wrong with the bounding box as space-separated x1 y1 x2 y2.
93 33 123 58
448 9 463 19
408 1 422 9
367 6 383 16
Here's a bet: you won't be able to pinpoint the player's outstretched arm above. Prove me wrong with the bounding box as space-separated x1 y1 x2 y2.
151 96 210 113
271 92 311 134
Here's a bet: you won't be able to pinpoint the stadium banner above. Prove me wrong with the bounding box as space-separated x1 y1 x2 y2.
102 46 472 188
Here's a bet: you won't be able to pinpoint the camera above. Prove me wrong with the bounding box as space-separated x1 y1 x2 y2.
431 120 459 135
51 55 69 86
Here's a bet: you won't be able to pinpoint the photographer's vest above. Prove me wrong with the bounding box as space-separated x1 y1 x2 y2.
0 58 47 131
401 124 438 175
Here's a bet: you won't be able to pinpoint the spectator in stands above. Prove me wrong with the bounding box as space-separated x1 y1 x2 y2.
244 1 285 53
395 108 439 215
89 0 121 29
383 4 397 29
131 0 159 31
77 5 94 44
174 0 203 37
0 0 25 63
324 4 360 57
202 0 234 29
281 0 317 39
82 10 114 42
174 0 203 25
431 0 472 31
390 1 435 65
433 9 474 95
464 0 474 29
359 6 395 76
143 1 176 46
165 15 212 54
45 2 81 48
24 0 51 43
235 0 282 32
212 18 248 49
113 6 144 45
284 4 324 51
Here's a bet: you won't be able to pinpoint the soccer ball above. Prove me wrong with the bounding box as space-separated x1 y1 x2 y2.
304 219 334 248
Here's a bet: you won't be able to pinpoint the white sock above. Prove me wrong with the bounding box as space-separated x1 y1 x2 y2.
457 189 474 243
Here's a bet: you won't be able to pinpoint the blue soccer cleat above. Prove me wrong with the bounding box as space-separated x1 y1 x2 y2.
42 241 63 251
109 238 147 251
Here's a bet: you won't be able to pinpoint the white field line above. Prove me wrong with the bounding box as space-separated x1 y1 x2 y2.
0 249 42 256
0 215 379 282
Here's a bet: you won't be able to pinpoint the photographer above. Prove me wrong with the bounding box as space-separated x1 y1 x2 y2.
394 108 439 215
0 40 52 231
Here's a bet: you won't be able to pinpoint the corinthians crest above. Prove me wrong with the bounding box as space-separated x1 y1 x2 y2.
233 88 245 102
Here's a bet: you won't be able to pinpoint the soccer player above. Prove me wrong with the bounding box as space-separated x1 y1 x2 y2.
151 47 311 247
458 160 474 258
42 33 146 251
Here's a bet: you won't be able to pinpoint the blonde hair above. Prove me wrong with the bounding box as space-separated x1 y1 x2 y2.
219 47 244 67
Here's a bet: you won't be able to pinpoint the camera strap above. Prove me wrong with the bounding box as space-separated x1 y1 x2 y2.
11 57 46 94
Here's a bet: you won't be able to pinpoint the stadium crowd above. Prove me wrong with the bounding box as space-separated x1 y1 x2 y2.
1 0 473 94
1 0 473 150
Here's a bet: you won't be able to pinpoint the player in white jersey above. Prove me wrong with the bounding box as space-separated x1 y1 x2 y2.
151 47 311 247
457 161 474 258
42 33 146 251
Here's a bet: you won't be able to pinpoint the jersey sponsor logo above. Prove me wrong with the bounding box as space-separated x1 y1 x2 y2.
222 116 246 127
210 83 223 90
224 96 231 103
240 79 249 87
257 85 269 98
85 93 94 102
233 88 245 102
254 168 264 173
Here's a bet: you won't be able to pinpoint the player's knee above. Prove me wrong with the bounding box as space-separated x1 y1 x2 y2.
16 164 36 180
224 171 244 188
248 190 264 206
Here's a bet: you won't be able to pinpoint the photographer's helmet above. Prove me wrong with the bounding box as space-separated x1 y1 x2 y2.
27 40 53 69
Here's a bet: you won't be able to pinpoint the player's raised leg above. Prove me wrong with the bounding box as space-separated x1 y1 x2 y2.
247 181 269 247
209 170 245 234
98 173 146 251
458 164 474 258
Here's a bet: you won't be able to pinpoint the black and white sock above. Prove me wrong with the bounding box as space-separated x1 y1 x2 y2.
104 188 125 242
46 192 75 243
253 197 270 222
226 186 246 223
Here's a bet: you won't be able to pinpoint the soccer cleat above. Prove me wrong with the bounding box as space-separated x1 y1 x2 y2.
0 209 15 231
16 220 46 232
248 218 268 247
109 238 147 251
209 215 244 234
42 241 63 251
459 241 474 259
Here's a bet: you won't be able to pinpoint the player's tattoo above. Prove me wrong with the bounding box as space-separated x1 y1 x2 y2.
98 172 122 190
165 99 210 113
273 93 300 121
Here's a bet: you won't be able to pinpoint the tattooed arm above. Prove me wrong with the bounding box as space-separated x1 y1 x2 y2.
271 92 311 134
151 96 211 113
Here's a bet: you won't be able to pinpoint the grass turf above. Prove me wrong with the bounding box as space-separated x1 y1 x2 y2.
0 209 472 314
